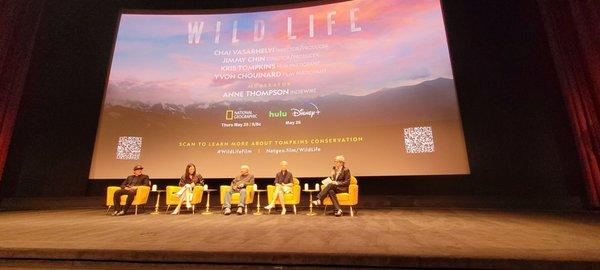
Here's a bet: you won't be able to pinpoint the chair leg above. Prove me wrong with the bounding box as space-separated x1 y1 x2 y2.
350 206 354 217
245 206 248 214
192 205 195 214
165 205 171 214
106 206 112 215
135 205 138 215
293 205 297 215
323 205 328 214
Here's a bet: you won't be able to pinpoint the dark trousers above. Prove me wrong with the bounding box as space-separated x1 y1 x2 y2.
113 189 137 212
316 184 341 211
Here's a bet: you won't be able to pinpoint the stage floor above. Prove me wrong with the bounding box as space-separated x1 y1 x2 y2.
0 207 598 269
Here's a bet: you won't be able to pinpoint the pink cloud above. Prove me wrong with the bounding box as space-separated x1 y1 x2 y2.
107 0 453 104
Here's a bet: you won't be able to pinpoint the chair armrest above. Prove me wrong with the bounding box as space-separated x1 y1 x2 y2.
106 186 121 206
292 184 301 204
349 184 359 205
165 186 180 205
220 185 230 204
245 184 255 204
266 185 275 204
191 185 204 204
134 186 151 204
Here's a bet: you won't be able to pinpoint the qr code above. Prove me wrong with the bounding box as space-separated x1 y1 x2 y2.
404 126 435 153
116 136 142 160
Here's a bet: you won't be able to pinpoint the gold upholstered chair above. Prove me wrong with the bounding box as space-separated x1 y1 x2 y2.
164 185 204 214
219 184 255 214
266 177 301 214
322 176 359 216
105 185 151 215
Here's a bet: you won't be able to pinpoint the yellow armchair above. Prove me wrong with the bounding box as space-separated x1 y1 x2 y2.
322 176 359 216
165 185 204 214
220 184 255 214
106 185 151 215
266 177 301 214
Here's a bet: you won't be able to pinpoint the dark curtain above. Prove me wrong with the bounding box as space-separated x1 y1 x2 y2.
538 0 600 207
0 0 46 181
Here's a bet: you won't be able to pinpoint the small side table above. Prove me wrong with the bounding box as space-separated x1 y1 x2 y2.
150 190 165 215
303 189 319 216
201 189 217 215
253 189 266 215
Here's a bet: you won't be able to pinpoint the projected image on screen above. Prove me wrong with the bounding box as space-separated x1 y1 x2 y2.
89 0 470 179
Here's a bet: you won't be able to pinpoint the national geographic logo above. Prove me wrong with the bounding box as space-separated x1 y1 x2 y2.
225 110 257 120
225 110 234 120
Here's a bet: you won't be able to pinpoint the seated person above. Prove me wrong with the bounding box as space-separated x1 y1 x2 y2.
312 155 350 217
223 165 255 215
171 163 204 215
113 165 150 216
264 161 293 215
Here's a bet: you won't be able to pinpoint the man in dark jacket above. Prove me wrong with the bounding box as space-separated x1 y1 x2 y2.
313 155 350 217
113 165 150 216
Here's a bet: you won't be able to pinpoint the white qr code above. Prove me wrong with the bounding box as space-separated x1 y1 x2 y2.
116 136 142 160
404 126 435 153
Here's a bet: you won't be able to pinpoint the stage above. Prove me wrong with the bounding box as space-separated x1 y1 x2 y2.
0 204 598 269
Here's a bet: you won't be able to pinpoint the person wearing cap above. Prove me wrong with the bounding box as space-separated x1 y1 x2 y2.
223 165 255 215
112 165 150 216
171 163 204 215
312 155 350 217
264 161 293 215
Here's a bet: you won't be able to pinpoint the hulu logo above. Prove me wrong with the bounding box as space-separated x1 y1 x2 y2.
268 111 287 118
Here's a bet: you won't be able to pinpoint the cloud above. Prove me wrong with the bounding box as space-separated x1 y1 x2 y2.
107 0 453 104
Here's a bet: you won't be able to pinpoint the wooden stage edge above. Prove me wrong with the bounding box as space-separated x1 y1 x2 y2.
0 247 598 270
0 207 598 269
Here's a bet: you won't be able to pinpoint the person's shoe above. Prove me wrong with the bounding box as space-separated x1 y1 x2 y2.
115 210 125 216
281 207 286 215
171 209 180 215
185 201 192 209
236 206 244 215
111 210 119 216
312 199 321 206
224 208 231 215
334 209 342 217
264 204 274 210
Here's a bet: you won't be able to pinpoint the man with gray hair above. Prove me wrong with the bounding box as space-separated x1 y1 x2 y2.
312 155 350 217
223 164 255 215
264 160 294 215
